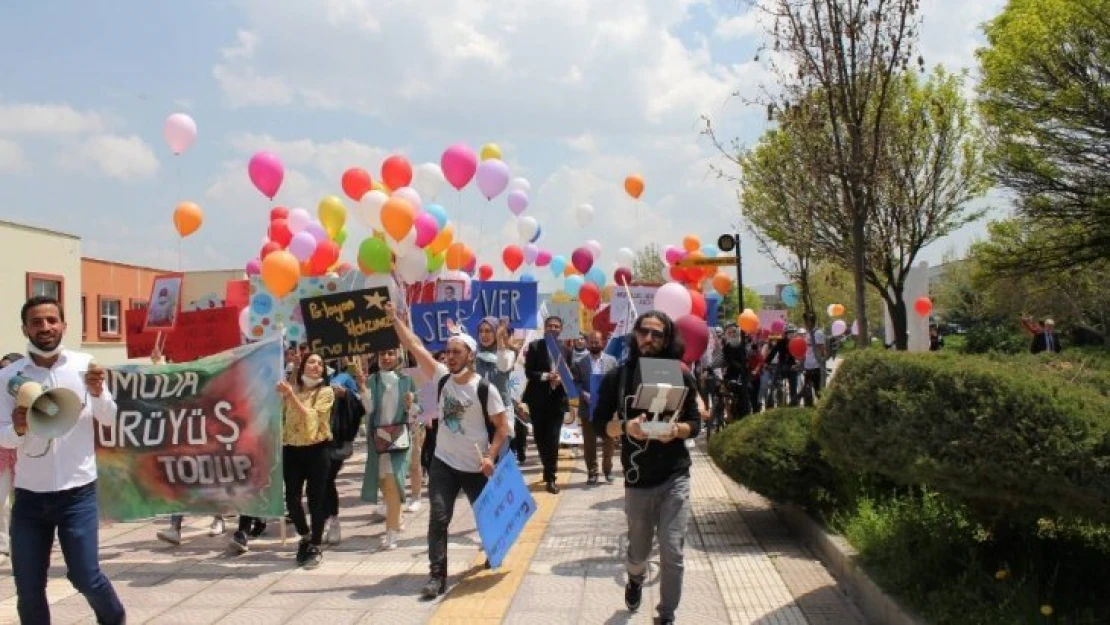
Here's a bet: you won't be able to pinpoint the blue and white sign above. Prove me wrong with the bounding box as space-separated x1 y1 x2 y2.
473 455 537 569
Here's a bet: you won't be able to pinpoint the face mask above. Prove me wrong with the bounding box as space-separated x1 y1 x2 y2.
380 370 398 384
301 375 323 388
27 342 63 359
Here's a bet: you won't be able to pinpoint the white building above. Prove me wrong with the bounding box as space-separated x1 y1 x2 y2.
0 219 82 356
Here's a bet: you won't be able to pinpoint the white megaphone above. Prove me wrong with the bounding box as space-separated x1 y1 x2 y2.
7 373 82 456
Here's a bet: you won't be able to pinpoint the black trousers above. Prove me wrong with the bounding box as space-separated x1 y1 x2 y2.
422 420 438 471
528 398 564 483
511 417 529 462
427 458 487 579
282 442 330 545
324 457 345 517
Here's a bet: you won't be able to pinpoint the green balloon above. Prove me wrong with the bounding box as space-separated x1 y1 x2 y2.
334 227 348 247
426 249 446 273
359 237 392 274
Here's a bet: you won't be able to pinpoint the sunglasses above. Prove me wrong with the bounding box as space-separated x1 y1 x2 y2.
635 327 665 340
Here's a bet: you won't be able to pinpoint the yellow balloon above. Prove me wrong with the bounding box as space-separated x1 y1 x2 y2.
372 181 390 194
480 143 502 161
318 195 347 238
551 291 571 304
427 223 455 256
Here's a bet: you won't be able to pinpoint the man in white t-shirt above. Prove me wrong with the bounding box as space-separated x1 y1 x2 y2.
388 303 512 600
801 312 827 405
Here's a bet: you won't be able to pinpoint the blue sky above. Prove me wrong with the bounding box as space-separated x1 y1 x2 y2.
0 0 1007 293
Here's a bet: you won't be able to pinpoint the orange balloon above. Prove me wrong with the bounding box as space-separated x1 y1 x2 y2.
173 201 203 237
682 235 700 253
427 224 454 255
830 303 846 317
380 197 416 241
563 265 579 277
711 272 733 296
444 243 466 271
261 250 300 298
624 174 644 200
738 309 760 334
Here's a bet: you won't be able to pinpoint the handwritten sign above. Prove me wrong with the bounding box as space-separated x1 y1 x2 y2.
611 285 659 335
473 282 538 330
300 287 398 358
126 307 242 362
472 454 537 569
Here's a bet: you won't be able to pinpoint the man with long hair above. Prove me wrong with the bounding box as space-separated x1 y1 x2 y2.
593 311 701 625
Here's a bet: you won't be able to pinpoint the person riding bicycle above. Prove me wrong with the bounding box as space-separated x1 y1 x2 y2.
719 324 752 419
763 325 800 407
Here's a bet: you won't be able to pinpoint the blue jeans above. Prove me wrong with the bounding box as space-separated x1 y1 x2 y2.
11 481 125 624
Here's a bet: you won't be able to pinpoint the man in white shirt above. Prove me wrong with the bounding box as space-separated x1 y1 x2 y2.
387 302 512 600
801 312 827 406
0 296 126 624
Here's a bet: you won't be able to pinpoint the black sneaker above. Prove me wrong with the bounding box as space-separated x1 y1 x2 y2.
625 580 642 611
545 481 560 494
421 576 446 599
249 519 267 537
605 472 615 483
295 538 311 565
229 531 249 555
653 618 674 625
302 544 322 570
587 474 599 486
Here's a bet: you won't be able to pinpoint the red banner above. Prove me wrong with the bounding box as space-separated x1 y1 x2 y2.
126 307 242 362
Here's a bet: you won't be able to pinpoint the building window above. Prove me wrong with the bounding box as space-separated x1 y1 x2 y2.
25 272 64 308
81 295 87 339
99 297 121 337
130 299 148 310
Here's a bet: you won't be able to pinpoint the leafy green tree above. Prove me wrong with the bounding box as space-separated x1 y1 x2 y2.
632 243 665 283
720 286 764 322
977 0 1110 272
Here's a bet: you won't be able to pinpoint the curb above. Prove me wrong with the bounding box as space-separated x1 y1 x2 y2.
773 503 929 625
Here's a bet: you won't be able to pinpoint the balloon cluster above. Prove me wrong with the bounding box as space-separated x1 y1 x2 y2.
251 202 347 297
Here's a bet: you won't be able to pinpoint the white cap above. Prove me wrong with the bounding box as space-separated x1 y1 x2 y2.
448 333 477 353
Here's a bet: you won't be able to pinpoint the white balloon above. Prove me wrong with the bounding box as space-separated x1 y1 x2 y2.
508 177 531 194
585 239 603 260
392 225 419 252
287 208 312 233
396 251 426 284
392 186 423 212
357 190 388 230
517 216 539 242
616 247 635 269
411 162 446 200
575 203 594 227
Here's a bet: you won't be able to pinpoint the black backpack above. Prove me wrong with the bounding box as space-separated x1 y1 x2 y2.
437 375 497 444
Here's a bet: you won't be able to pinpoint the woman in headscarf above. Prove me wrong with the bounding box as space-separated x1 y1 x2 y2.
475 317 516 461
358 348 419 551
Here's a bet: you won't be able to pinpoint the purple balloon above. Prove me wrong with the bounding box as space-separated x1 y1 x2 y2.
288 231 318 262
523 243 539 264
305 221 328 243
507 190 529 216
476 159 511 200
413 211 439 248
245 258 262 276
571 247 593 274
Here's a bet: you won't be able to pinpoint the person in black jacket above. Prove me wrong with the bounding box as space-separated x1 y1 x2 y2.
523 316 571 494
592 311 701 625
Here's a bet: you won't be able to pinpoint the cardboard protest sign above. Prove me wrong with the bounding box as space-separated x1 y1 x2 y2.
472 281 538 330
610 284 660 335
409 301 470 351
97 338 285 521
126 307 242 362
299 286 399 358
245 271 381 344
473 454 537 569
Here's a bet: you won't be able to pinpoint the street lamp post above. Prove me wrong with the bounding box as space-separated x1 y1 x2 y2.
717 233 743 313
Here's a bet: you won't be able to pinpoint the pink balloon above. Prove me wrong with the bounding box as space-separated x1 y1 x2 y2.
585 239 602 260
523 243 539 264
413 212 439 248
440 144 478 191
653 282 693 319
245 258 262 276
535 249 552 267
614 267 633 286
507 190 529 215
305 222 328 243
676 314 709 364
248 151 284 199
771 319 786 334
476 159 511 200
571 247 594 274
163 113 197 155
463 255 477 274
664 245 683 265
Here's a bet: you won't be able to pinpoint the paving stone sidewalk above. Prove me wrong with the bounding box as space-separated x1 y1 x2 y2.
0 439 865 624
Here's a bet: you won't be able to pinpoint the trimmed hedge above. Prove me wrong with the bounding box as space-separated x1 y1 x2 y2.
708 407 842 513
816 350 1110 522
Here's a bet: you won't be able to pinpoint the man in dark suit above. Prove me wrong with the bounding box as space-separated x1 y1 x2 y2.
572 331 619 485
524 316 570 494
1030 318 1063 354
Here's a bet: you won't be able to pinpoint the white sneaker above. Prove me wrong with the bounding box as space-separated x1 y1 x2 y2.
208 517 226 536
156 528 182 546
404 500 422 513
379 530 398 551
325 517 342 545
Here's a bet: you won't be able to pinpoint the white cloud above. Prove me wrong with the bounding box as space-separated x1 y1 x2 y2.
56 134 160 181
0 139 30 174
0 102 108 135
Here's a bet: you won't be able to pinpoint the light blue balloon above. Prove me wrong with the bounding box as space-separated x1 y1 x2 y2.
781 285 799 308
701 244 720 258
425 204 449 229
550 254 567 276
519 272 537 283
585 266 606 287
530 225 542 243
565 275 585 297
